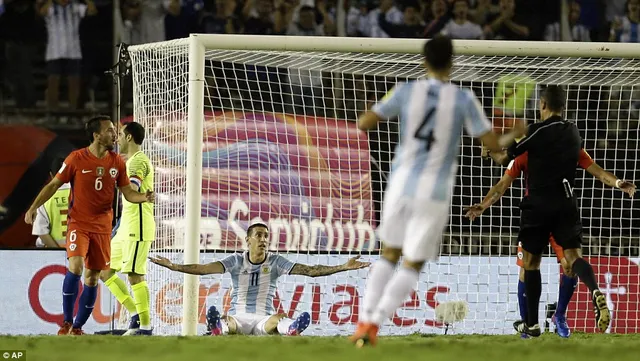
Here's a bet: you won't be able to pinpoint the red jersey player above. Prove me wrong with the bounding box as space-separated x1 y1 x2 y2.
25 115 154 335
465 148 635 338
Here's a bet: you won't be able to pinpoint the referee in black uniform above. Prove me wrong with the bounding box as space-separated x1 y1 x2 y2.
505 85 610 337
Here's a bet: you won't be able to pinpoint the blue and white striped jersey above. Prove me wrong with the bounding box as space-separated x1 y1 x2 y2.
220 252 296 316
372 78 492 201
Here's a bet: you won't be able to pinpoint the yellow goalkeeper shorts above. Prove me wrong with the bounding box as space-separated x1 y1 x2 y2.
110 234 152 275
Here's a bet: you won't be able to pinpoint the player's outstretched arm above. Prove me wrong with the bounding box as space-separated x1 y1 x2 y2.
464 173 515 221
585 162 636 197
149 256 225 275
25 177 64 224
120 184 155 204
289 255 370 277
478 122 527 153
482 147 511 166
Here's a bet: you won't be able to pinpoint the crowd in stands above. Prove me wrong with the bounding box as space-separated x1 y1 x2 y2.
0 0 638 118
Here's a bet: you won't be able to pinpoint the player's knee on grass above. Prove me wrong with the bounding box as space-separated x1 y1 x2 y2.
264 314 287 335
381 247 402 264
127 272 144 285
68 256 84 275
84 269 101 286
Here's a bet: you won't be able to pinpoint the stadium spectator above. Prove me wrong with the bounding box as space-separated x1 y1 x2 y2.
367 0 403 38
609 0 640 42
470 0 498 26
165 0 205 40
483 0 530 40
423 0 449 38
441 0 483 39
39 0 97 111
287 5 325 35
346 0 371 36
242 0 278 34
32 157 69 248
0 0 44 110
119 0 180 45
378 1 424 38
544 1 590 41
200 0 241 34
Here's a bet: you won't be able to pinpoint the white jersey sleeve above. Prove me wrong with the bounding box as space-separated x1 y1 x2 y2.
462 90 493 137
220 253 243 273
371 82 411 119
271 254 296 276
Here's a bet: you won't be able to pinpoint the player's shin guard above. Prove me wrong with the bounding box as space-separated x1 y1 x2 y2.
371 266 419 326
62 271 81 323
361 259 395 323
72 284 98 329
571 258 599 292
104 274 138 316
517 280 527 323
131 281 151 330
524 270 542 327
556 274 577 317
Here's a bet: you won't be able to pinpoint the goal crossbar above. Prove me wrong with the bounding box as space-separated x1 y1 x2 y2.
129 34 640 59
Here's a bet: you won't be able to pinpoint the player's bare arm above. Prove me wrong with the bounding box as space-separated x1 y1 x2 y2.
585 163 636 197
464 173 515 221
38 234 63 248
482 148 510 166
120 184 155 203
289 256 370 277
358 111 383 131
478 121 527 153
25 177 64 224
149 256 224 275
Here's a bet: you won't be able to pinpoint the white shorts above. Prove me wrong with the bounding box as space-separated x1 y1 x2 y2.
377 194 449 262
227 313 271 335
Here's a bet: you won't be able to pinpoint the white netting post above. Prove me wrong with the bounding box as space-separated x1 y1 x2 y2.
182 35 205 336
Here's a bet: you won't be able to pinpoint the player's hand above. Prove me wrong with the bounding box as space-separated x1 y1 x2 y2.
24 208 37 225
145 190 155 203
512 118 527 139
149 256 173 269
343 255 370 270
463 204 485 221
617 180 636 198
481 146 491 159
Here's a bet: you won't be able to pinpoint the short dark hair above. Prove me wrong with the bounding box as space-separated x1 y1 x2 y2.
423 35 454 72
50 157 65 175
541 85 566 112
247 222 268 237
85 115 112 143
124 122 145 145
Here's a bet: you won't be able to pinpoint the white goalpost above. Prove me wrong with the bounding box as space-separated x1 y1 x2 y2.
127 35 640 336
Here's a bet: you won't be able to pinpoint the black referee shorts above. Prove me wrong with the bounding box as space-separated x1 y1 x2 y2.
518 201 583 256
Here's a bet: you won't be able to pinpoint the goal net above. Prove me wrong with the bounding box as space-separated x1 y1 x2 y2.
127 36 640 336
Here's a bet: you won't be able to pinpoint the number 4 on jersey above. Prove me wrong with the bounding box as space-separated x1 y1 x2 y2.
414 107 436 151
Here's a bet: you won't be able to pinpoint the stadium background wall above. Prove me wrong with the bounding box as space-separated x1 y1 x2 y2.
0 250 638 336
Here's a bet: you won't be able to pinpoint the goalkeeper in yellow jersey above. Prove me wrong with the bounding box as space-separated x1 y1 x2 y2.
100 121 155 336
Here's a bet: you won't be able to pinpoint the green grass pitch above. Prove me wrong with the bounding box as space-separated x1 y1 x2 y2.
1 333 639 361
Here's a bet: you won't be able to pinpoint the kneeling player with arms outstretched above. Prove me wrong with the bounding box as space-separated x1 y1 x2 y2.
150 222 370 336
